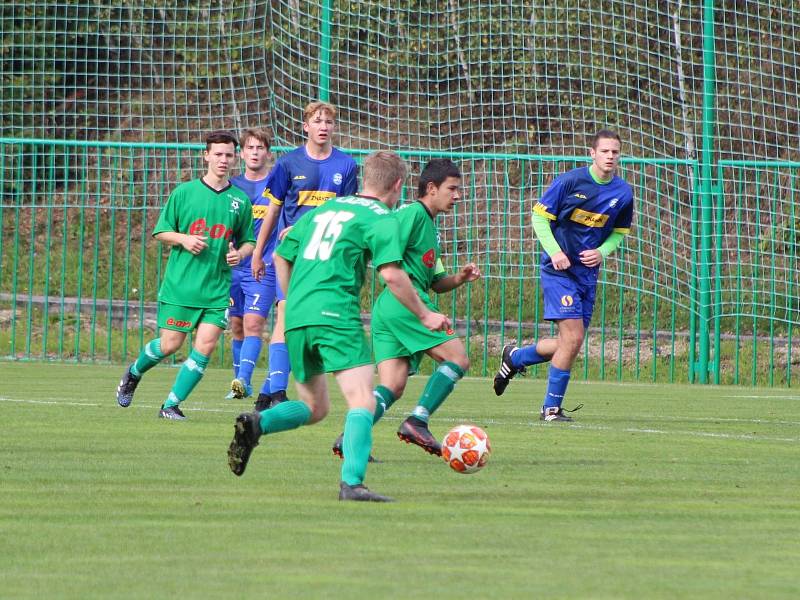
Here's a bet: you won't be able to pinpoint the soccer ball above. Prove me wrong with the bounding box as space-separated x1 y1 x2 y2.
441 424 491 474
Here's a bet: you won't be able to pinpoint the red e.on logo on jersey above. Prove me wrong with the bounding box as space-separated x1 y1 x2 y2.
189 218 233 240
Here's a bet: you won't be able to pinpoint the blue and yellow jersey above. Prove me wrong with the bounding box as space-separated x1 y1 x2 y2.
230 173 277 270
262 145 358 233
533 166 634 282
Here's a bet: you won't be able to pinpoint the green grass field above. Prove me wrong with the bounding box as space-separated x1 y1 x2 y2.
1 362 799 599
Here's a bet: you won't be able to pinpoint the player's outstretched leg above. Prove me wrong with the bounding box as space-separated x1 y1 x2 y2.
227 411 262 476
116 366 141 408
493 345 522 396
228 400 312 476
397 362 464 456
397 416 441 456
117 339 165 407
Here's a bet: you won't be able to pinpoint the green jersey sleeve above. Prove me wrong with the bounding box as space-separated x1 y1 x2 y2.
366 213 403 268
152 186 181 236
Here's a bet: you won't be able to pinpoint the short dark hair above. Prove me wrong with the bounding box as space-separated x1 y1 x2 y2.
590 129 621 149
417 159 461 198
205 130 238 150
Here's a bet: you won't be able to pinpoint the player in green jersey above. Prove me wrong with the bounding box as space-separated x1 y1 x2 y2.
115 130 256 420
330 158 480 458
226 151 451 502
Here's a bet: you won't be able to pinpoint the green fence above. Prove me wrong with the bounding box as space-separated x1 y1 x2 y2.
2 138 797 385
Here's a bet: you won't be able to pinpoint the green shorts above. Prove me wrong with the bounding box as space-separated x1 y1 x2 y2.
285 325 372 383
371 291 457 374
157 302 229 333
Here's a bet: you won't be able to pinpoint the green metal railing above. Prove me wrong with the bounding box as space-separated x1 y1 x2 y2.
1 138 798 385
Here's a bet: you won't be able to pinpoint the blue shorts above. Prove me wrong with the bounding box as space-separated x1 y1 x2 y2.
541 268 597 327
229 266 279 319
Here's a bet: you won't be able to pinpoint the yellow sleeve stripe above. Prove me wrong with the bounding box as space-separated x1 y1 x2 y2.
262 189 283 206
533 202 556 221
613 227 630 235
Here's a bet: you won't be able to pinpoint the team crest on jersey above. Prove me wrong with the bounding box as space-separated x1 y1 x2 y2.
609 198 619 207
422 249 436 268
228 196 241 212
573 193 587 199
333 173 343 185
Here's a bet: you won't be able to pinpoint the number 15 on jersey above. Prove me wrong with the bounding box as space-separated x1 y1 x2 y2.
303 211 355 261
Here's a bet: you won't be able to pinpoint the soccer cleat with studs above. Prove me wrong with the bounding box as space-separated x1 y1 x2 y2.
540 404 583 422
397 416 442 456
116 366 141 408
230 377 252 400
253 392 273 412
338 481 394 503
493 345 525 396
331 433 381 463
227 411 262 476
158 405 187 420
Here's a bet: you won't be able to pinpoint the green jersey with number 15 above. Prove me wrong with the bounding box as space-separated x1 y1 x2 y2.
275 193 403 331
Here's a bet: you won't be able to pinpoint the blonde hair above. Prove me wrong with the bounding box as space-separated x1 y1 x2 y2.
363 151 408 194
303 101 337 122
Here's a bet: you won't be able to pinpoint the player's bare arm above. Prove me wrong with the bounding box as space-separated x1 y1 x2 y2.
251 202 282 280
430 262 481 294
154 231 208 255
272 252 293 298
379 262 451 332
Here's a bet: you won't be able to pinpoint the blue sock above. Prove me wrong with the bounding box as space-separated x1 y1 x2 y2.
238 335 262 385
259 374 272 395
543 365 571 409
268 343 290 393
231 338 243 377
512 344 548 369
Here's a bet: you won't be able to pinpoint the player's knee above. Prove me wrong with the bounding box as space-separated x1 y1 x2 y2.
243 320 264 337
158 337 182 356
307 402 329 424
452 353 470 374
385 380 406 400
229 319 244 338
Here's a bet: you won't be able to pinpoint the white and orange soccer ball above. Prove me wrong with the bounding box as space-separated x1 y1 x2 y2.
441 424 491 474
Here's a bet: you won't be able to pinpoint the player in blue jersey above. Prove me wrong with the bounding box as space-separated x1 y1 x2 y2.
227 128 281 401
493 130 634 421
250 101 358 411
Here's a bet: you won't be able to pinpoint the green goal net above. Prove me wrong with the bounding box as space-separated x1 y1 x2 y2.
2 1 799 385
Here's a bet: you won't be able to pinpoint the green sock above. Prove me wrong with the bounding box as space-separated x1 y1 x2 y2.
412 361 465 423
341 408 373 486
131 339 164 378
371 385 396 425
163 349 209 408
258 400 311 435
